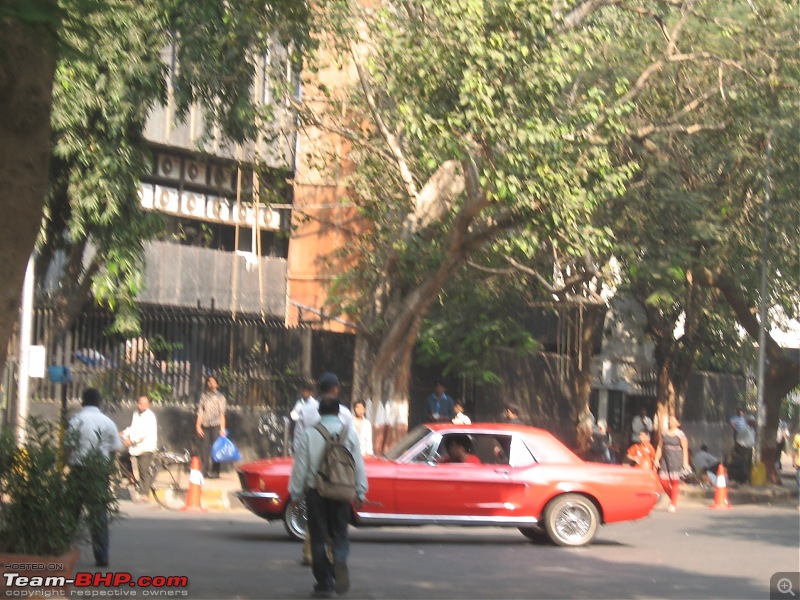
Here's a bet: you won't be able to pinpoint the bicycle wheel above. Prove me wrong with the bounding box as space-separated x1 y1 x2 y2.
150 463 188 510
151 483 188 510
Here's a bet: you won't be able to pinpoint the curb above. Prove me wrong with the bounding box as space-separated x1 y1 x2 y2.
199 488 233 511
680 482 798 505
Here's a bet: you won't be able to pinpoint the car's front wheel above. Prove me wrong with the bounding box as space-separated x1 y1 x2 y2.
542 493 599 547
283 497 307 541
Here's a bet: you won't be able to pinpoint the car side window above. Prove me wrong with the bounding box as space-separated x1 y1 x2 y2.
509 436 536 467
474 435 512 465
410 437 441 463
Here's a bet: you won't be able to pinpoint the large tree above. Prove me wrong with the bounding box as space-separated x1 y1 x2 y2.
0 1 59 374
605 0 798 477
313 1 778 415
319 0 642 406
0 0 311 370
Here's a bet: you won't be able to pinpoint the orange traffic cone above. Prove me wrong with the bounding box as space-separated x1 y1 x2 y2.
181 456 206 512
709 464 731 510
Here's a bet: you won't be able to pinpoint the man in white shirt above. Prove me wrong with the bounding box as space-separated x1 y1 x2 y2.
290 381 316 455
120 395 158 498
68 388 122 567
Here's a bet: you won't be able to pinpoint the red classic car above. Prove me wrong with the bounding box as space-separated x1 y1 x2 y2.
236 423 662 547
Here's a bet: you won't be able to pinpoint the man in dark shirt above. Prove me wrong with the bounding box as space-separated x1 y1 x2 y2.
426 382 455 422
503 404 524 425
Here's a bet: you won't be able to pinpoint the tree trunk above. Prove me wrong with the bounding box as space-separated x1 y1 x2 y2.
696 267 800 483
0 11 58 372
353 317 415 456
653 359 676 447
573 304 605 453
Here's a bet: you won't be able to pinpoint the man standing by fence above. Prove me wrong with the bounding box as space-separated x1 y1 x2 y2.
120 395 158 500
195 375 227 479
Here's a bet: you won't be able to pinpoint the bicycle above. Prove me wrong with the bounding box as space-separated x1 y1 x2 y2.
147 447 192 510
257 411 290 456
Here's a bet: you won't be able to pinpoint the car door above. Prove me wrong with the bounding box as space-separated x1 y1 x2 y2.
393 432 527 518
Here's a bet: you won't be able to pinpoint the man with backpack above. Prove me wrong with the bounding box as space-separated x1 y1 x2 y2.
288 372 368 598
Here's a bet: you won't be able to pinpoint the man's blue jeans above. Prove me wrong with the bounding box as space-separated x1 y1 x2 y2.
69 466 110 565
305 488 350 592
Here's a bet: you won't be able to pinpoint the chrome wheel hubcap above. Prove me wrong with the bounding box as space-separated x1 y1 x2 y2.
554 502 592 543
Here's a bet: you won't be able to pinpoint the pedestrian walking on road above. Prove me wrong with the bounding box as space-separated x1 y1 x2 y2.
654 416 690 512
195 375 227 479
288 372 368 597
295 381 353 567
67 388 122 567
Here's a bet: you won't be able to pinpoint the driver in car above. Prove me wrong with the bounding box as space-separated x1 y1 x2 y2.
439 434 481 464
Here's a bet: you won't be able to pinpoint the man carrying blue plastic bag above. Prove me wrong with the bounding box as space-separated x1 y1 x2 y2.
211 432 242 462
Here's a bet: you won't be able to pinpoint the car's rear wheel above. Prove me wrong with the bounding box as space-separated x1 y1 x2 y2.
283 497 307 541
518 526 550 544
542 493 599 547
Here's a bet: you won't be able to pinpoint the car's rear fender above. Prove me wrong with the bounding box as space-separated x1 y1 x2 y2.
535 487 605 524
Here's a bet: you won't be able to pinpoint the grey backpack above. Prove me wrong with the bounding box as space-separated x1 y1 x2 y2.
314 424 357 502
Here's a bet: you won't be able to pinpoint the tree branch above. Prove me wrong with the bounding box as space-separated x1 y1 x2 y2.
402 160 465 240
694 267 789 364
466 260 515 275
505 255 605 304
289 98 396 164
635 121 728 139
665 0 696 56
558 0 613 33
350 40 419 199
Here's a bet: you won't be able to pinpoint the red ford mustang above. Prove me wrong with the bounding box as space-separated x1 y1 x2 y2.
236 423 661 547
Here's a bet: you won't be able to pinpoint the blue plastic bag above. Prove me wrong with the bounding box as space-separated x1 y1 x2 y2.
211 433 241 462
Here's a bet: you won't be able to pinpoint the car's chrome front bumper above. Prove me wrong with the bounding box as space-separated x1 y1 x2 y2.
235 491 283 518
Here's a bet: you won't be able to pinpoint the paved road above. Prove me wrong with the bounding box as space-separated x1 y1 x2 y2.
74 499 799 599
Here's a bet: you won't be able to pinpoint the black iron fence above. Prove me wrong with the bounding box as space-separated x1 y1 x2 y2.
26 305 355 411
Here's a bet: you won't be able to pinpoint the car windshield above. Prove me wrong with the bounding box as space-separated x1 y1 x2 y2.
383 425 432 461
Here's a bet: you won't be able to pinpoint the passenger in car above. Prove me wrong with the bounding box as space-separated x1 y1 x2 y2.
439 434 481 464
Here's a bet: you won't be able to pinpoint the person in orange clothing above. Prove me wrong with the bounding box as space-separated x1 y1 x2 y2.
439 434 481 464
626 430 656 470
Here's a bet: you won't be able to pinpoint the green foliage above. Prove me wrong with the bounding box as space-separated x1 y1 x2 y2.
0 418 119 555
38 0 312 334
417 294 539 384
321 0 798 395
600 0 799 382
325 1 640 348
